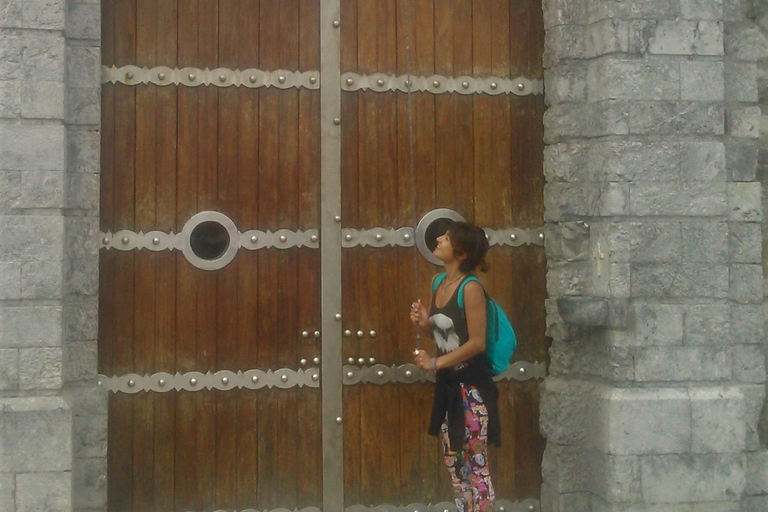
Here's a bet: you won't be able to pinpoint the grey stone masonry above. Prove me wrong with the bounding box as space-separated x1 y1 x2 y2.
542 0 763 508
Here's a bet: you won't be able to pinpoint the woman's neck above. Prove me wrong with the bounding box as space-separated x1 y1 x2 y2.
443 262 465 281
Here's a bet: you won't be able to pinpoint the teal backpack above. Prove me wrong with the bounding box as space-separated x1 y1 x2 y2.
432 272 517 375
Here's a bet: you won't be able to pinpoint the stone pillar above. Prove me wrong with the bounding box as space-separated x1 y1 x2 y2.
0 0 74 509
541 0 763 510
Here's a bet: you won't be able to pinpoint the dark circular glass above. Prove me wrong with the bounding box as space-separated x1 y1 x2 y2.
189 221 230 261
424 218 455 252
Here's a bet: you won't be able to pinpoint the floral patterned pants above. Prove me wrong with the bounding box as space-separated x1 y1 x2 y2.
439 384 495 512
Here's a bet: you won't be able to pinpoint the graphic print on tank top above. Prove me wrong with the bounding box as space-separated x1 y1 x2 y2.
430 313 460 353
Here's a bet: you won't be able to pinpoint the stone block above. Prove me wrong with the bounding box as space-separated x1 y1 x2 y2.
596 141 679 182
22 33 65 81
631 263 729 298
544 143 589 183
0 215 64 260
22 0 65 29
684 304 731 345
0 125 66 171
640 453 745 502
725 139 758 181
557 297 628 327
64 254 98 296
21 260 63 299
542 442 592 492
629 222 682 263
67 87 100 125
628 102 724 136
588 58 680 101
16 472 71 512
634 346 731 382
730 304 764 344
746 450 768 495
66 1 101 40
590 222 632 263
732 345 766 383
740 384 765 450
592 387 691 455
724 23 768 61
0 0 23 27
744 495 768 512
544 183 629 220
547 261 590 297
588 0 674 23
0 35 23 80
544 25 587 66
551 334 636 381
680 0 724 19
544 222 589 262
586 19 634 57
545 65 587 105
729 264 763 303
681 142 726 181
728 106 761 139
21 80 65 119
65 215 100 259
0 473 12 512
681 62 724 101
63 384 107 459
66 46 100 88
648 21 724 55
74 457 107 509
0 396 71 472
630 182 727 216
0 261 20 300
728 222 761 263
725 62 758 102
0 171 20 213
0 306 63 348
543 487 591 512
0 349 18 390
16 170 65 209
690 387 745 452
63 340 97 382
544 101 629 142
682 222 728 263
728 182 762 221
611 303 683 347
590 452 643 504
63 296 98 342
540 377 594 444
542 0 588 27
0 80 20 118
68 129 100 174
66 172 99 211
19 347 62 390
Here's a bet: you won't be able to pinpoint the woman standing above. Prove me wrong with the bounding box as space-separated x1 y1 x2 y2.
410 221 500 512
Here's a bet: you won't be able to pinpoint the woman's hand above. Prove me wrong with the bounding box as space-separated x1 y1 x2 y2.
409 299 429 331
414 349 436 371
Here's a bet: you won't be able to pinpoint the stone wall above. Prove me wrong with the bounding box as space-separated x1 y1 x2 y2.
541 0 765 510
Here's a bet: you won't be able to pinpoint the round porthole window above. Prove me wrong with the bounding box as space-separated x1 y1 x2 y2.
415 208 466 265
181 212 239 270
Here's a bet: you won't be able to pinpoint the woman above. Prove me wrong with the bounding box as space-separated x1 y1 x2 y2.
410 221 500 512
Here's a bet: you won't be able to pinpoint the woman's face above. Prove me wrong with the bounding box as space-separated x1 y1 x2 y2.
433 231 454 262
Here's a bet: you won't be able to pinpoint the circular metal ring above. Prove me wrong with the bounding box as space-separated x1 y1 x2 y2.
180 211 239 270
415 208 466 265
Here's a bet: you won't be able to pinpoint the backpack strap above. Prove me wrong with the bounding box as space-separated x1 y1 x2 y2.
431 272 447 294
457 275 481 308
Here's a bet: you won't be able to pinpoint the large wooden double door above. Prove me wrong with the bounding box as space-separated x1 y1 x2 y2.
99 0 546 510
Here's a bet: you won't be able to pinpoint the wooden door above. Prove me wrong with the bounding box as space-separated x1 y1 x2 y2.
99 0 545 510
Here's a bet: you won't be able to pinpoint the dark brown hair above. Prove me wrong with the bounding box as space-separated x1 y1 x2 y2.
447 221 490 274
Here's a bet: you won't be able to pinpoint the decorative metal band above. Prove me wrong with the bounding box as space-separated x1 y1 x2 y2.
345 499 539 512
98 368 320 394
102 65 320 90
341 227 544 248
341 73 543 96
342 361 547 386
100 229 319 251
204 508 321 512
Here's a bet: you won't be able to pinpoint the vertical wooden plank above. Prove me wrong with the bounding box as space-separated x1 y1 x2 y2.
433 0 455 209
472 0 492 227
452 0 473 219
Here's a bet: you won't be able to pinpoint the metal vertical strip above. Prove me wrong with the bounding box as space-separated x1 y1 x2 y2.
320 1 343 512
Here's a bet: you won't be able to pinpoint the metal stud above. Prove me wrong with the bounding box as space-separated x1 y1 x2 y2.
344 330 352 337
158 72 166 80
333 20 340 28
333 117 341 125
313 357 320 364
281 374 288 383
278 75 286 84
221 377 229 385
490 82 498 90
335 313 342 321
377 79 385 86
357 357 365 365
126 71 134 80
219 74 226 83
334 215 342 223
152 237 160 245
528 506 535 512
312 373 319 381
348 357 355 364
252 375 259 383
510 233 517 241
346 78 354 86
336 416 342 424
98 380 102 386
405 370 413 377
374 369 383 376
369 330 377 338
300 358 307 366
302 330 310 338
249 75 257 83
369 357 376 364
314 331 321 338
404 233 411 241
279 235 287 243
128 379 136 388
121 237 129 245
517 83 525 91
519 367 526 374
188 73 196 81
310 234 318 242
102 237 110 245
190 378 197 386
250 235 258 243
357 330 364 338
462 81 470 89
539 233 545 240
405 79 412 88
375 233 383 241
346 371 354 379
309 76 317 85
499 508 506 512
158 379 166 387
432 80 440 88
345 234 353 241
